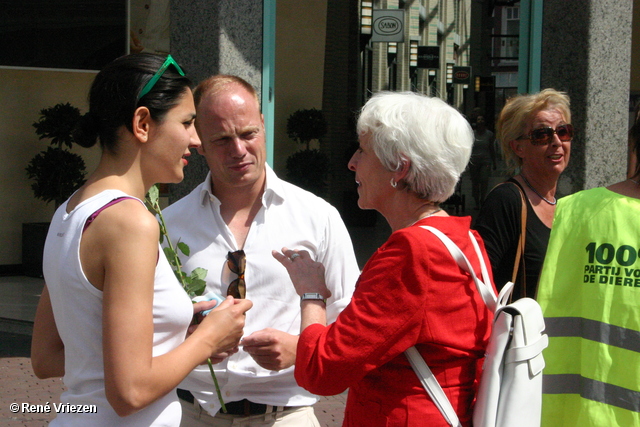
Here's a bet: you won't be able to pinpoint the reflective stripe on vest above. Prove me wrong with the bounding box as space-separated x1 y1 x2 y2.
545 317 640 352
543 374 640 412
543 316 640 412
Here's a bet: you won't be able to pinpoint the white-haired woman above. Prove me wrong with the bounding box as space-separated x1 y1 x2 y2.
273 92 495 427
473 89 572 300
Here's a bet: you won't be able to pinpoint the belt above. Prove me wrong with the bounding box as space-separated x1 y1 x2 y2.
177 389 292 416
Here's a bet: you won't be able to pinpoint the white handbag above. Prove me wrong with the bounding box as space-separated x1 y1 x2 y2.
404 226 548 427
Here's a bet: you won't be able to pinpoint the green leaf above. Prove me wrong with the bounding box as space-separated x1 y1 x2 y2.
185 278 207 297
144 185 161 216
190 267 208 281
163 247 175 261
177 241 190 256
147 184 160 205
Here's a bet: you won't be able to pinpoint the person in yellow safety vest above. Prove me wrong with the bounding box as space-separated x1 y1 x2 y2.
537 108 640 426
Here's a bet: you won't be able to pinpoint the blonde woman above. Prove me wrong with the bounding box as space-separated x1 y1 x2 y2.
473 89 573 300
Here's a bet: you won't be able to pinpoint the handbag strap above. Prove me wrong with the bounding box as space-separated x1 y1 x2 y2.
405 346 463 427
508 180 528 293
406 226 513 427
421 226 499 312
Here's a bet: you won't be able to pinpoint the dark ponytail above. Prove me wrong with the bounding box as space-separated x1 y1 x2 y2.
73 112 100 149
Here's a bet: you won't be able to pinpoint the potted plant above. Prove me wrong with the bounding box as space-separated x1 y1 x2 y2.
285 108 330 197
23 102 87 277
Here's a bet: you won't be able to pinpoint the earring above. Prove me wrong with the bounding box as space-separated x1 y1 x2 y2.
390 178 397 188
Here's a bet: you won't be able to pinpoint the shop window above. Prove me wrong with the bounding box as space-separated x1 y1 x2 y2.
0 0 127 70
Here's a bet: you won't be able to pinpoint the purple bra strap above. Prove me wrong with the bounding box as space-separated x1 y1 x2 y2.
83 196 138 233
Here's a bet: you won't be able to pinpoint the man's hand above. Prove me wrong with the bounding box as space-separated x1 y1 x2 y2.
241 329 298 371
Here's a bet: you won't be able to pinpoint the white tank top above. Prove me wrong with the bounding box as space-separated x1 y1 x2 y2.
43 189 193 426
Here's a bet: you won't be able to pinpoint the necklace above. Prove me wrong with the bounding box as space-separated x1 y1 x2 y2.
520 174 557 205
423 207 443 219
409 208 443 227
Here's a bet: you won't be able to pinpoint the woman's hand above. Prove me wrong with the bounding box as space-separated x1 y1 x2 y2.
190 299 220 326
195 296 252 361
272 247 331 299
273 248 329 330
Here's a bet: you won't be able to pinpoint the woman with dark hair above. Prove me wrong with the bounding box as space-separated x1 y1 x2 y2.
31 53 251 426
474 89 573 300
272 91 495 426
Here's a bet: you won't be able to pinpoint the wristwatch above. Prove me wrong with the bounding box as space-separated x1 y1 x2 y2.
300 293 326 304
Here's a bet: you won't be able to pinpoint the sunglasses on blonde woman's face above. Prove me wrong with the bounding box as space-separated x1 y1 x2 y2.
517 124 574 146
226 250 246 299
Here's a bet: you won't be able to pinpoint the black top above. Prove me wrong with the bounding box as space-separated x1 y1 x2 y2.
473 178 551 300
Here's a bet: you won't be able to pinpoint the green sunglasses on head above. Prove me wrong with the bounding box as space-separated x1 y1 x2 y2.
137 54 185 100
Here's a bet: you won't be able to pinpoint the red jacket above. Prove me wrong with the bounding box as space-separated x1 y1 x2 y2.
296 216 495 426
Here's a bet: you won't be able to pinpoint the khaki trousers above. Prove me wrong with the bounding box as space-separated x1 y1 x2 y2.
178 398 321 427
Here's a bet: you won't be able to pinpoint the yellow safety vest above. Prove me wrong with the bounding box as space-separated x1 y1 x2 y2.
537 187 640 427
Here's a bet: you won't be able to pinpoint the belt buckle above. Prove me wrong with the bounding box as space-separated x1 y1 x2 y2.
243 399 252 416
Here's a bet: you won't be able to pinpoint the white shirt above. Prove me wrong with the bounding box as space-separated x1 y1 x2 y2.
44 190 193 426
161 165 359 416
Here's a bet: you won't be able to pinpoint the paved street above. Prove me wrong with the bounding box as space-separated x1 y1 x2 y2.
0 330 345 427
1 330 64 427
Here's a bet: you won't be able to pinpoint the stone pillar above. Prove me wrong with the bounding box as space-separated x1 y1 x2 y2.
169 0 264 202
541 0 632 194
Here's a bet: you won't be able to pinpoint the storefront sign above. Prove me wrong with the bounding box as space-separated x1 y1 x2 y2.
452 66 472 84
371 9 405 43
417 46 439 69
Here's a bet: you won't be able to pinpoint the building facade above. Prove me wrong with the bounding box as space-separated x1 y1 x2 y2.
0 0 636 271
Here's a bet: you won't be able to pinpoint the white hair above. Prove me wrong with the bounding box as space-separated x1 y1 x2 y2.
356 91 473 202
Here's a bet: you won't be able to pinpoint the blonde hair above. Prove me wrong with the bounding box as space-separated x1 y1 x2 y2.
497 88 571 174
